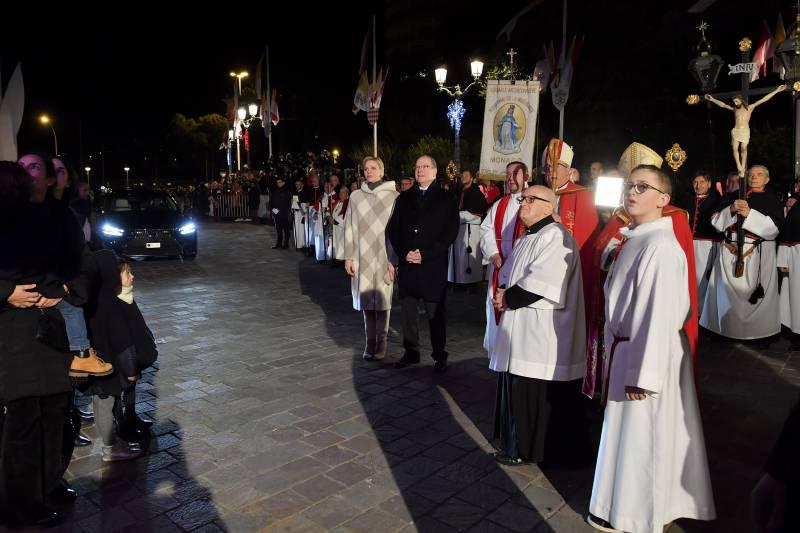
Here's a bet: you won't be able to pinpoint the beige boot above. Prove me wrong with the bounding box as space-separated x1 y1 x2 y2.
69 348 113 377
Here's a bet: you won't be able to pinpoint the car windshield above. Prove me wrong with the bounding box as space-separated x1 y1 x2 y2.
105 191 178 212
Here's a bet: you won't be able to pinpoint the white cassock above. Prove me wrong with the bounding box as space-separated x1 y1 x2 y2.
700 208 780 339
331 201 346 261
312 199 327 261
693 239 718 316
590 217 715 533
490 222 585 379
291 196 306 249
479 193 520 356
448 212 483 284
778 243 800 333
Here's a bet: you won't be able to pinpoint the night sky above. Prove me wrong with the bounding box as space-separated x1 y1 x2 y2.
2 0 796 188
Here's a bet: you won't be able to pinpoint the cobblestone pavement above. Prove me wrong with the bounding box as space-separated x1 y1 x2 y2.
56 221 799 532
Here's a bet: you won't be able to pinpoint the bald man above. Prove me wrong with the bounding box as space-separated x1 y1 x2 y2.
490 185 588 465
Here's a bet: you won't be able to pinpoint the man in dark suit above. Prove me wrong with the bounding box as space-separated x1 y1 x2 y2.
269 177 292 249
387 155 459 373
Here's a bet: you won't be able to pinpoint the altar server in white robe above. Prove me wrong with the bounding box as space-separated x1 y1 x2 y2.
480 161 528 357
449 169 488 284
331 186 349 261
490 185 588 466
291 183 307 249
778 199 800 337
588 165 715 533
700 165 784 340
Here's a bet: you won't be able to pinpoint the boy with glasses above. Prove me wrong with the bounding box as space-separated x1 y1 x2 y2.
587 165 715 533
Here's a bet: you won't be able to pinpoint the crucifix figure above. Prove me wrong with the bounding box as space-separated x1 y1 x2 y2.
506 48 517 71
705 85 785 176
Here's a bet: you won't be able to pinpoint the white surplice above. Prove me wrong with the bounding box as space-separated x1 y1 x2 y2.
490 222 585 380
693 239 718 316
448 211 483 284
700 208 780 339
291 196 306 249
479 193 520 356
331 201 346 261
311 203 326 261
590 217 715 533
778 244 800 333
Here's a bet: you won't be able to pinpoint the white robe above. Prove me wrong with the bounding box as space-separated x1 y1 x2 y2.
692 239 718 316
700 208 780 339
590 217 715 533
448 211 483 284
311 204 326 260
490 222 585 381
331 201 346 261
291 196 306 249
479 193 520 356
778 244 800 333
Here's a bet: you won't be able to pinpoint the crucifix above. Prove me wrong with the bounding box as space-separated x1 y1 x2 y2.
506 48 517 71
699 33 787 177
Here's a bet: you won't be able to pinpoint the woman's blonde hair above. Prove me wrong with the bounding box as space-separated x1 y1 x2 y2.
362 156 385 178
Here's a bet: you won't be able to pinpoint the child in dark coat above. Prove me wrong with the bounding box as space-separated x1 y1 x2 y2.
85 250 158 461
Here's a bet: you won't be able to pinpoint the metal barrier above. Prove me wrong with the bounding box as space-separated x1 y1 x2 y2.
210 192 252 219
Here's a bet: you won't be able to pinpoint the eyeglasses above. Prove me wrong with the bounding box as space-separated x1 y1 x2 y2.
623 181 667 195
415 165 433 171
517 195 550 205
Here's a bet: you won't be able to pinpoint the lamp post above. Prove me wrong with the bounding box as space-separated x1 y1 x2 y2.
38 114 58 155
434 60 484 168
776 4 800 182
84 166 91 187
238 103 260 169
229 71 249 174
124 166 131 189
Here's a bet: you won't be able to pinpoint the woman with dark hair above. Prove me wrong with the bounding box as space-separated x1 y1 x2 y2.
0 158 78 527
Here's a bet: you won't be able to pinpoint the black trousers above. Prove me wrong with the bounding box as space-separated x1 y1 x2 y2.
494 375 587 463
274 216 291 246
0 392 70 523
400 294 447 360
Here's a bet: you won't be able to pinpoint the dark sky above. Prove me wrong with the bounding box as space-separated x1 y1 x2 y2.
2 0 796 184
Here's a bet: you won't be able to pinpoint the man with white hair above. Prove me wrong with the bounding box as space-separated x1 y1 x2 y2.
490 185 587 466
701 164 784 340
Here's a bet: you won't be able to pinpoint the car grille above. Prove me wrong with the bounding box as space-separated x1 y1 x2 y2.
129 228 175 239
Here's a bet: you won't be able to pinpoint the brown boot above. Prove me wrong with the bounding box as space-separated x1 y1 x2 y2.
69 348 113 377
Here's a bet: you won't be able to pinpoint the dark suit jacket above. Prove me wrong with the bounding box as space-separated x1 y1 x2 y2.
386 181 459 302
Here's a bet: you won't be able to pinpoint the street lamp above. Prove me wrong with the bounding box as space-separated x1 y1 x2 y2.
237 104 261 169
434 59 484 168
229 71 249 173
776 5 800 181
124 166 131 189
332 149 340 164
38 114 58 155
229 71 249 94
84 166 92 187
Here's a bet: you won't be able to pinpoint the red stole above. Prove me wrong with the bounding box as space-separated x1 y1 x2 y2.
582 205 699 398
491 195 524 325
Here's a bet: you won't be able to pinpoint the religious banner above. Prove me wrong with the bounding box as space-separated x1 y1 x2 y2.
479 80 541 181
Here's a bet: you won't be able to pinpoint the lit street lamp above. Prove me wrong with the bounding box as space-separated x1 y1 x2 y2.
238 103 261 169
84 166 92 187
434 60 484 168
124 166 131 189
38 114 58 155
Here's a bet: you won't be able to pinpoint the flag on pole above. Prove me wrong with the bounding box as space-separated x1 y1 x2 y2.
369 67 388 109
352 23 371 114
255 54 264 100
774 13 786 76
750 22 773 82
270 89 280 126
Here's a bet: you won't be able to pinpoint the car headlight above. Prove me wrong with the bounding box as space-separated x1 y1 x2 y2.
101 223 124 237
179 222 196 235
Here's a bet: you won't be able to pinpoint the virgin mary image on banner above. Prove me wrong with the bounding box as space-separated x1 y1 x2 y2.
494 103 526 155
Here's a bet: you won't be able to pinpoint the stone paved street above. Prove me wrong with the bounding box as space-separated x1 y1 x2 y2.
57 221 799 532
